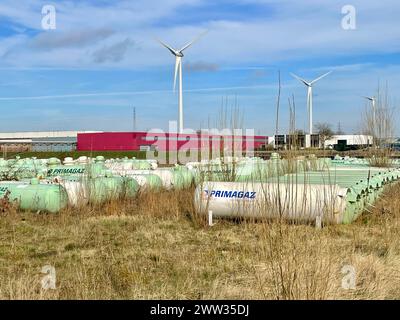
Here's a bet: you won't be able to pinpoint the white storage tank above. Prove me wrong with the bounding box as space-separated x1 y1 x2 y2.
194 181 348 224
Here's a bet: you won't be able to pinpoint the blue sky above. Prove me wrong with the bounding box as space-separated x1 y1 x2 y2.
0 0 399 135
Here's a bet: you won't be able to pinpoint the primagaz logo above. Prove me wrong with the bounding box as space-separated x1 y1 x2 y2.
203 189 256 200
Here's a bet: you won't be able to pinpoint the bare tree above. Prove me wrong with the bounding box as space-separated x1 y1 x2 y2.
315 122 334 149
362 83 396 166
288 95 303 150
363 84 395 148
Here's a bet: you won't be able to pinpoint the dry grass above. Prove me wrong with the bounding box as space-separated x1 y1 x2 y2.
0 183 400 300
366 148 394 168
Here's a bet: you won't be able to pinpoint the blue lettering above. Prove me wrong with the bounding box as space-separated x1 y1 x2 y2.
223 191 232 198
205 190 257 199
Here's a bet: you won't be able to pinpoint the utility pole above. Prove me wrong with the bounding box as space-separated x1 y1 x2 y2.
274 70 281 150
275 70 281 137
133 106 137 131
337 121 343 135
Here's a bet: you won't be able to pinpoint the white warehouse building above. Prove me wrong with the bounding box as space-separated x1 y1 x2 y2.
0 131 102 152
271 134 373 150
324 135 373 150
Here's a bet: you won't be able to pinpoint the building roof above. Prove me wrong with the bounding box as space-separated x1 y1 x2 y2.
0 131 102 139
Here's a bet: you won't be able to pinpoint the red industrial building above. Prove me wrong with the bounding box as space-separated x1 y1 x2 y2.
77 131 268 152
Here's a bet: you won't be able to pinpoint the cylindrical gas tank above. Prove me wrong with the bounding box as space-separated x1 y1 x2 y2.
127 174 163 189
171 167 194 189
0 159 10 179
47 158 62 166
77 156 89 165
194 182 348 224
60 179 88 206
110 169 165 189
148 160 158 170
87 176 139 203
121 159 133 170
120 176 140 198
114 169 172 188
46 175 139 205
132 160 152 170
19 166 48 180
122 168 192 189
0 179 68 213
63 157 75 166
43 176 88 206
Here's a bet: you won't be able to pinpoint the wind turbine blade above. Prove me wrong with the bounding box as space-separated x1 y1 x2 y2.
157 38 177 56
290 73 310 87
179 30 208 52
362 96 373 101
173 57 181 92
310 71 332 85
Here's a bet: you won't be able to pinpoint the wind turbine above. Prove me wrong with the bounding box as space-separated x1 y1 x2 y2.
290 71 332 134
363 95 376 126
157 32 207 134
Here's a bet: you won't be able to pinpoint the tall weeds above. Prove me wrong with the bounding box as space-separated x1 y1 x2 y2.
362 83 396 167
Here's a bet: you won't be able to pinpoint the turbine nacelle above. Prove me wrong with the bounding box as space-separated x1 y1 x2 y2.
291 71 332 87
290 73 311 87
157 30 207 59
363 96 376 103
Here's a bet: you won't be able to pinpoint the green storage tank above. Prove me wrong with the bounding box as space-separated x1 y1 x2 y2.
0 158 9 180
86 174 139 204
129 174 163 190
0 179 68 213
171 166 194 189
53 173 140 205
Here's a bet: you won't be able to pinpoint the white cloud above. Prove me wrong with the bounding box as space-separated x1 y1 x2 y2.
0 0 399 68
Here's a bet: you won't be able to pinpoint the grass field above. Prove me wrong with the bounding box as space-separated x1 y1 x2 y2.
1 183 400 300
